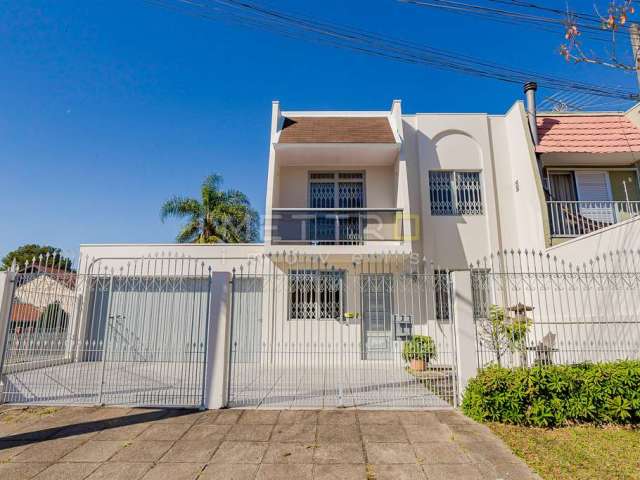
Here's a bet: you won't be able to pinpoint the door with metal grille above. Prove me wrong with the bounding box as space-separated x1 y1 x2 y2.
0 260 211 408
361 274 393 359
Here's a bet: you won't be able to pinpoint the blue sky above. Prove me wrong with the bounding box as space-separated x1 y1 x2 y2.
1 0 637 257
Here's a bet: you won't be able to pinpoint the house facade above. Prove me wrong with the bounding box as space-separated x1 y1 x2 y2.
4 84 640 409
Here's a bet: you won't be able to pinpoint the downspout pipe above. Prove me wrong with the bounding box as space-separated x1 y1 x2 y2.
524 82 539 145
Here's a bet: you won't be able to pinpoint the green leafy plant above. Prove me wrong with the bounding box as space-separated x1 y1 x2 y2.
477 304 532 367
402 335 437 363
462 360 640 427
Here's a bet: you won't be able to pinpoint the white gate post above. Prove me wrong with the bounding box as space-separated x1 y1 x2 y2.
204 272 231 410
451 270 478 404
0 271 16 396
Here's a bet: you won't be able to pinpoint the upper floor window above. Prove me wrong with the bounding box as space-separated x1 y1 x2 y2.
429 171 483 216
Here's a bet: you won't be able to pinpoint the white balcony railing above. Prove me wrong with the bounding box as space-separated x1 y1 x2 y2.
548 200 640 237
270 208 404 245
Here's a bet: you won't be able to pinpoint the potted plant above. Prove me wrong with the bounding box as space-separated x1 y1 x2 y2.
402 335 437 372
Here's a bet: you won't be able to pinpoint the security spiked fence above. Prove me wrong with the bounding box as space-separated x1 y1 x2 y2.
0 253 211 407
227 252 459 409
471 250 640 369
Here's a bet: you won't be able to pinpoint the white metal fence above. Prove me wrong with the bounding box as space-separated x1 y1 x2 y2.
0 254 211 407
227 253 458 409
471 250 640 369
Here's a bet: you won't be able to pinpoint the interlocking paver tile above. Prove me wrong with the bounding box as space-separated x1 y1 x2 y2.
210 441 268 464
214 410 242 425
413 441 472 464
403 423 453 443
227 423 273 441
317 424 360 443
239 411 280 425
159 439 220 463
276 410 317 425
138 423 191 441
109 440 174 463
195 411 220 425
183 424 231 441
360 423 407 443
318 411 356 425
85 462 153 480
369 464 427 480
198 463 258 479
254 463 313 480
312 464 366 480
313 443 365 464
262 442 315 464
270 422 315 442
365 442 417 464
357 411 399 425
93 422 150 441
140 462 204 480
33 462 100 480
61 440 123 462
12 438 88 463
0 440 30 461
0 462 50 480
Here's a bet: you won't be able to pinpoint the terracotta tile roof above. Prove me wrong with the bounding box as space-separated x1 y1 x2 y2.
10 303 42 323
536 114 640 153
279 116 396 144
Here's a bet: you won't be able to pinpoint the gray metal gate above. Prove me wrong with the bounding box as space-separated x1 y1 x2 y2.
227 254 458 409
0 256 211 408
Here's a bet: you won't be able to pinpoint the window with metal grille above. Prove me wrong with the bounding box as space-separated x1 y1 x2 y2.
288 270 344 320
429 171 483 215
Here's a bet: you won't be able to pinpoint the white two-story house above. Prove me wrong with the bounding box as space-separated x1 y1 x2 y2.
73 84 640 408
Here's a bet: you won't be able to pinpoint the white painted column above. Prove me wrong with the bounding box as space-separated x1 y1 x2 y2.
452 270 478 403
204 272 232 410
0 272 16 395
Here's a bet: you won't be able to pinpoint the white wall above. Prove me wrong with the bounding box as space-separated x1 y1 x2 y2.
274 165 397 209
548 215 640 264
410 114 500 268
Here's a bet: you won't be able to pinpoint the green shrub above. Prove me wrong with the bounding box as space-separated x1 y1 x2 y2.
401 335 437 363
461 360 640 427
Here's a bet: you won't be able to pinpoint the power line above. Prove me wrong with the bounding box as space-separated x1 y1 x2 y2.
399 0 621 42
142 0 639 100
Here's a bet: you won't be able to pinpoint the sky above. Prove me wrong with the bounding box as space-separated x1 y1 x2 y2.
1 0 638 258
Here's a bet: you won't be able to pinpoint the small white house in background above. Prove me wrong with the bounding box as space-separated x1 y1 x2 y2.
4 83 640 410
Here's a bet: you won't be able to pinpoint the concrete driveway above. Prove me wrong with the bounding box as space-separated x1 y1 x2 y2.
0 406 538 480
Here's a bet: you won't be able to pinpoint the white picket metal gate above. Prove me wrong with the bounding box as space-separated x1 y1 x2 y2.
227 254 459 409
0 257 211 408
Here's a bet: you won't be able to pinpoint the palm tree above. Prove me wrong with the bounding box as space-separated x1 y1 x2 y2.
160 174 260 243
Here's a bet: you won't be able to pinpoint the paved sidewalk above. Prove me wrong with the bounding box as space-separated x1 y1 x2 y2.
0 406 539 480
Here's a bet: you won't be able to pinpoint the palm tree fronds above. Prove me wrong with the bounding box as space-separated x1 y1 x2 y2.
160 196 201 222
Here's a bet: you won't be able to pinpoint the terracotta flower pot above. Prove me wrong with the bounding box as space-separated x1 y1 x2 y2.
410 358 426 371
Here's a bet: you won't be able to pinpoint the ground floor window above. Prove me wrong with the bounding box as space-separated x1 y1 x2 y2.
288 270 344 320
434 271 450 321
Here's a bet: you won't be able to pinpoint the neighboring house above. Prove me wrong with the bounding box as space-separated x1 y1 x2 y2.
13 266 76 328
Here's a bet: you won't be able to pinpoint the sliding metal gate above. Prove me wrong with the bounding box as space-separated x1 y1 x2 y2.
227 254 458 409
0 257 211 408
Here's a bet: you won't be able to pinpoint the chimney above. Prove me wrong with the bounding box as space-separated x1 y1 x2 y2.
524 82 538 145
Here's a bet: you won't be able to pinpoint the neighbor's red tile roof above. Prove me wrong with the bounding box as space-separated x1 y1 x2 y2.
278 116 396 144
10 303 42 323
536 114 640 153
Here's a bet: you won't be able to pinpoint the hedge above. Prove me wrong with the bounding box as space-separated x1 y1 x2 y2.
461 360 640 427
